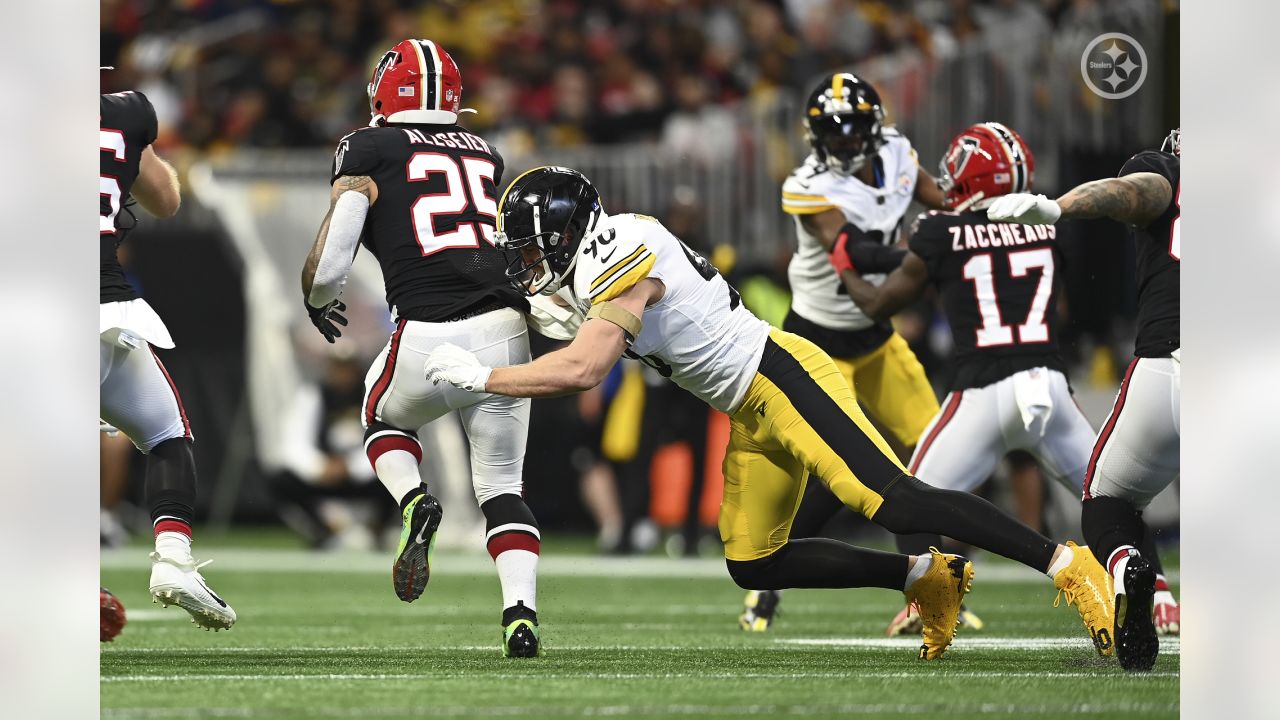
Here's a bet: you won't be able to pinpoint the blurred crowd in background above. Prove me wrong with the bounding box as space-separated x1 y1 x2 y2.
100 0 1179 555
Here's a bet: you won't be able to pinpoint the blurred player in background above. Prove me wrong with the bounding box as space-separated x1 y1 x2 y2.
100 88 236 631
300 40 543 657
987 129 1181 672
426 166 1117 661
740 72 954 632
839 122 1175 643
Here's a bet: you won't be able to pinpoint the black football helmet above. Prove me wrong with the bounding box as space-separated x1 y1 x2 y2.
496 166 603 296
804 72 886 176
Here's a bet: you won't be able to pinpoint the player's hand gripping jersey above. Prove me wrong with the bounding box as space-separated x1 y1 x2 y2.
908 210 1065 391
781 128 918 332
565 213 772 413
100 91 158 303
331 124 528 321
1119 150 1180 358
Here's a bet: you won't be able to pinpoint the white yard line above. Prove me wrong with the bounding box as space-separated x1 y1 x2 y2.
103 670 1178 683
103 702 1179 719
100 549 1179 584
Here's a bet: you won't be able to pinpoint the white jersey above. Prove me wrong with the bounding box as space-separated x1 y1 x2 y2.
781 128 919 331
567 213 771 413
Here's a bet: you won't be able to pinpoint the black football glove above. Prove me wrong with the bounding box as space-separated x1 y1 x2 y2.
830 229 907 276
306 299 348 343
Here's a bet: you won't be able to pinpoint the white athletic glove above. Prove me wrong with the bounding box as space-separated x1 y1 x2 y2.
425 343 492 392
986 193 1062 225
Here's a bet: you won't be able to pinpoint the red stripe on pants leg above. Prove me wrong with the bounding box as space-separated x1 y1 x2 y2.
909 391 962 475
1083 359 1139 499
365 319 407 425
150 348 192 439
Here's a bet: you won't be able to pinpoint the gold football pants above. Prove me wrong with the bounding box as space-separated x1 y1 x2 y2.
720 329 909 561
831 333 938 451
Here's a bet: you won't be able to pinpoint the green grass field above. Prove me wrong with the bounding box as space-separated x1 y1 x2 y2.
101 539 1179 719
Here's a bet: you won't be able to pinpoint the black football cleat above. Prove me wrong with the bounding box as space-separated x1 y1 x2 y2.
502 601 541 658
1115 554 1159 672
392 491 443 602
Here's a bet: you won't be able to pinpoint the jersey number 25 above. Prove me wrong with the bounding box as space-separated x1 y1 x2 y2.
407 153 497 256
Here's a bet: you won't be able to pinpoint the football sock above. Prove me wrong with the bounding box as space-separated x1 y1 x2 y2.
155 530 192 561
903 553 932 590
1080 495 1146 577
873 475 1056 572
398 485 425 513
482 494 540 612
1107 546 1139 593
1154 575 1171 593
725 539 908 591
364 424 424 505
1045 544 1073 579
1139 527 1166 576
145 437 197 533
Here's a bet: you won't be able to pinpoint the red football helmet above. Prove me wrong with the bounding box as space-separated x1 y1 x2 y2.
367 39 463 126
939 122 1035 211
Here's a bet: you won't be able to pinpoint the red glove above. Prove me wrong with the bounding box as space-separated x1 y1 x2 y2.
101 587 127 642
828 228 858 275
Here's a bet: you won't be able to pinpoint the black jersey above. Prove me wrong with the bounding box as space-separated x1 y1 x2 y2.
1119 150 1180 357
330 123 528 321
100 91 158 303
909 209 1067 391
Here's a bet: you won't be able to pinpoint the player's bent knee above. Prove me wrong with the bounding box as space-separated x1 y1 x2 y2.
871 474 949 535
363 422 422 466
726 544 791 590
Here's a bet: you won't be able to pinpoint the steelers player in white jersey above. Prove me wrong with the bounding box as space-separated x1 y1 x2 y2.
741 73 956 632
425 166 1116 661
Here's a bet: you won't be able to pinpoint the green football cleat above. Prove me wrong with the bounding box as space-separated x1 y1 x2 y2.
502 601 541 658
392 490 443 603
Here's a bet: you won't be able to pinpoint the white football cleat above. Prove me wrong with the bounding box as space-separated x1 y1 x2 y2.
149 552 236 631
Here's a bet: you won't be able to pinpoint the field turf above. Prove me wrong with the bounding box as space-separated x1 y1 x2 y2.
101 538 1179 719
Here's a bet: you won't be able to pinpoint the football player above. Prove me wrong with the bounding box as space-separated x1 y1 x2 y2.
987 129 1182 672
100 89 235 630
300 40 542 657
837 122 1176 642
740 72 954 633
426 166 1116 660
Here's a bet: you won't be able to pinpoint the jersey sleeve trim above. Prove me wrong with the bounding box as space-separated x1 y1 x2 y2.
590 249 656 304
781 190 836 215
590 245 649 292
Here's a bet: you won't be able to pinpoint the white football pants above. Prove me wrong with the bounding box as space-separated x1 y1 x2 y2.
908 368 1096 494
100 300 190 453
362 307 531 504
1083 355 1180 508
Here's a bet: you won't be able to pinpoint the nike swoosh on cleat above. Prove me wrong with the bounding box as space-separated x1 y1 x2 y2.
415 518 434 545
194 577 228 608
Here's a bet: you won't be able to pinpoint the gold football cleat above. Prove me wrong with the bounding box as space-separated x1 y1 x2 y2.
904 548 974 660
1052 541 1116 657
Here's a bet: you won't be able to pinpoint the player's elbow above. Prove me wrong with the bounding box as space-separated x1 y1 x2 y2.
153 192 181 218
565 362 605 393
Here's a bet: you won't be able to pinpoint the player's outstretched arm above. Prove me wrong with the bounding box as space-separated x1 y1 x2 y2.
913 167 949 210
839 251 929 321
987 173 1171 228
301 175 378 305
132 146 181 218
427 280 660 398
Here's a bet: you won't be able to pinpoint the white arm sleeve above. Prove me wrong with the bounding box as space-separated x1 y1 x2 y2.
308 190 369 306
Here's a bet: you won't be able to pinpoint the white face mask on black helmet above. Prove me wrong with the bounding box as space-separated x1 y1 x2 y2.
495 166 604 297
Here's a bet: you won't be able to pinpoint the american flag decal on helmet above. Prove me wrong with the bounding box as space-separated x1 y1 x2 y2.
398 86 414 97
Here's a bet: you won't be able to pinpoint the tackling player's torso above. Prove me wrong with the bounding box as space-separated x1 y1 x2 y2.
782 128 918 350
100 91 158 304
566 213 772 413
1120 150 1180 357
332 124 528 321
909 209 1067 391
